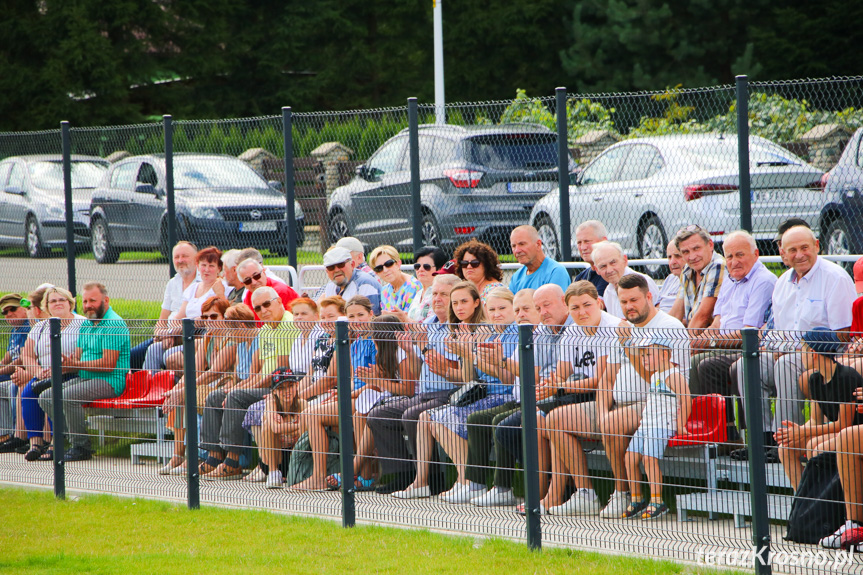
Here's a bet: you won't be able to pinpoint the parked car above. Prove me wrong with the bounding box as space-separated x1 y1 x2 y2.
327 123 574 255
818 127 863 267
0 155 108 257
88 153 304 263
529 134 825 271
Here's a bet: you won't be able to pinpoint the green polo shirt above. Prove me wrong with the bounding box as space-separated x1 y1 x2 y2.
258 311 298 374
77 306 131 394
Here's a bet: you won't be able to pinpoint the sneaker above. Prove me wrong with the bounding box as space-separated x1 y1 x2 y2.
392 485 431 499
266 469 284 489
621 500 649 519
441 483 482 504
0 437 27 454
158 456 185 475
599 491 631 519
471 486 516 507
63 446 92 462
168 463 188 476
820 520 861 549
376 473 413 495
549 489 601 516
243 466 267 483
641 501 669 520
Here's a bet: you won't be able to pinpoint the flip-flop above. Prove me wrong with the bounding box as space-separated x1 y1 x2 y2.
355 476 376 492
325 473 342 490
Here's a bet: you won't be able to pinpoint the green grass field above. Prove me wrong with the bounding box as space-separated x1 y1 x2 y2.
0 488 740 575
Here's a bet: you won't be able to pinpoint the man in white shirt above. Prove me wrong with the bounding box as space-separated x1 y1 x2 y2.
731 226 855 461
655 241 683 313
591 241 659 319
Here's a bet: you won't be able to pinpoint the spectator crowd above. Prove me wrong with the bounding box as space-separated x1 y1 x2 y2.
1 219 862 547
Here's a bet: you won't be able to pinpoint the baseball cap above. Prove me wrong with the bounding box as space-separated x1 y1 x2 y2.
802 327 842 357
432 259 457 276
323 247 352 267
0 293 23 313
632 337 673 349
854 257 863 292
335 237 365 254
774 218 810 243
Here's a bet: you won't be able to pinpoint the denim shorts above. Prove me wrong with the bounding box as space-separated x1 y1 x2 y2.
626 426 674 459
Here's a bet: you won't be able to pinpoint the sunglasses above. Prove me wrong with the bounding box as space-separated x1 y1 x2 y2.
459 259 482 269
241 271 263 286
373 259 398 273
253 298 279 313
325 261 348 272
414 262 435 271
202 313 221 320
1 306 18 315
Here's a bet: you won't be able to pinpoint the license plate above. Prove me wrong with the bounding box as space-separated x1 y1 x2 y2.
507 181 553 194
752 189 785 203
239 221 278 232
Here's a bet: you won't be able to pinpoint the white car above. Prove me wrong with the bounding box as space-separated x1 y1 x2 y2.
530 134 824 269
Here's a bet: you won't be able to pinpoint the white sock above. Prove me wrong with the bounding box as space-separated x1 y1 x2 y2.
468 481 485 491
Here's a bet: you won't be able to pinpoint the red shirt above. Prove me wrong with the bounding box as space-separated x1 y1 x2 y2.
244 277 299 323
851 296 863 337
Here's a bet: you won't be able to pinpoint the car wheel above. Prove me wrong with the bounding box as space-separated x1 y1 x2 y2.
91 218 120 264
329 212 350 244
25 217 49 258
825 218 852 272
421 212 441 248
637 215 668 279
535 216 560 261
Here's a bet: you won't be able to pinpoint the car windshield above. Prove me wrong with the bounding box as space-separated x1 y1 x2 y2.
28 161 107 189
677 142 802 171
173 158 270 190
467 134 559 170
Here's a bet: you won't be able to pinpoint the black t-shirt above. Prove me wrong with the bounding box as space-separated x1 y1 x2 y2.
574 267 609 299
808 363 863 425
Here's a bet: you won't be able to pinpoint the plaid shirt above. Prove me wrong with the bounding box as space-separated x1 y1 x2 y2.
677 251 726 321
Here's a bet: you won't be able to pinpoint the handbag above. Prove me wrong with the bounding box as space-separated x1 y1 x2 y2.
449 382 487 407
784 451 846 544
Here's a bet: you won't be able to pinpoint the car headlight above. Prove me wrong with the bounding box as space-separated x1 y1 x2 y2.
188 205 221 219
46 204 65 218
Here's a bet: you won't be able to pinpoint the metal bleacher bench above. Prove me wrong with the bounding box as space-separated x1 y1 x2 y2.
83 370 175 465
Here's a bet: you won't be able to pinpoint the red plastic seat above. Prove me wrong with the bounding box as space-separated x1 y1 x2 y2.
127 371 175 407
667 393 727 447
84 370 150 409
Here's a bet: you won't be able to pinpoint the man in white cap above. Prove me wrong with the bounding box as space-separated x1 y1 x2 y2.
321 246 382 315
335 236 379 281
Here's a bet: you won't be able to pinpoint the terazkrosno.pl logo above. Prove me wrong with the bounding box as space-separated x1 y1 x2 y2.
696 545 855 571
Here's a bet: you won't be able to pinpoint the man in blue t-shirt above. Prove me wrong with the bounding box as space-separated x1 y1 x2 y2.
508 225 571 293
0 294 31 450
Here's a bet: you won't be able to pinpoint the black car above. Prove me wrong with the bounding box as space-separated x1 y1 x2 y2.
89 153 304 263
327 123 573 254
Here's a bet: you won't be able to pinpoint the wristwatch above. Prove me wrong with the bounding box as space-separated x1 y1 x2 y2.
421 344 432 355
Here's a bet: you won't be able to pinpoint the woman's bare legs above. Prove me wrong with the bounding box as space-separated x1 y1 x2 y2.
836 425 863 524
431 423 469 484
292 401 339 490
543 404 596 508
404 411 435 489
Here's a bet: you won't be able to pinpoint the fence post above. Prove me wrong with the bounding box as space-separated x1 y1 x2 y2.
518 324 541 550
60 122 77 298
182 318 200 510
49 317 65 499
282 107 298 270
736 76 752 233
742 328 771 574
164 114 177 277
335 318 355 527
408 97 423 255
555 88 572 263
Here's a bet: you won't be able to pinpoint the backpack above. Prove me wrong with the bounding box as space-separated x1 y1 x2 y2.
784 452 846 544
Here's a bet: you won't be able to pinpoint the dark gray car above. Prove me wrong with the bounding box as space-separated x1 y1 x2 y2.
0 155 108 257
327 123 572 254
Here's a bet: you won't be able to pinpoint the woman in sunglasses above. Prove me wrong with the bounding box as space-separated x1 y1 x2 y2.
407 246 448 322
159 296 235 474
369 245 422 314
453 239 504 305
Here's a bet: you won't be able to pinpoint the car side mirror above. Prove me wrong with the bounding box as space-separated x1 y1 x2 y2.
268 180 284 191
355 164 368 179
573 170 584 186
3 186 25 195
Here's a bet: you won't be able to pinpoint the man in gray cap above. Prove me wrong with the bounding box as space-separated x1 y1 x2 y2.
321 246 382 315
0 294 30 452
335 236 378 280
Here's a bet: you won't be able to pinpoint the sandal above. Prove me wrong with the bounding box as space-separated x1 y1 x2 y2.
355 476 376 492
24 443 48 462
38 447 54 461
326 473 343 490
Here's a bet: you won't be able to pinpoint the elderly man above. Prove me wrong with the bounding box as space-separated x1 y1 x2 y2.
238 258 298 321
573 220 609 297
321 246 382 315
367 274 462 494
669 225 726 331
133 241 198 371
655 241 683 313
37 283 130 462
731 225 855 462
221 249 246 304
199 286 298 480
591 241 659 319
336 236 378 279
689 231 776 439
508 225 570 292
0 294 31 452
